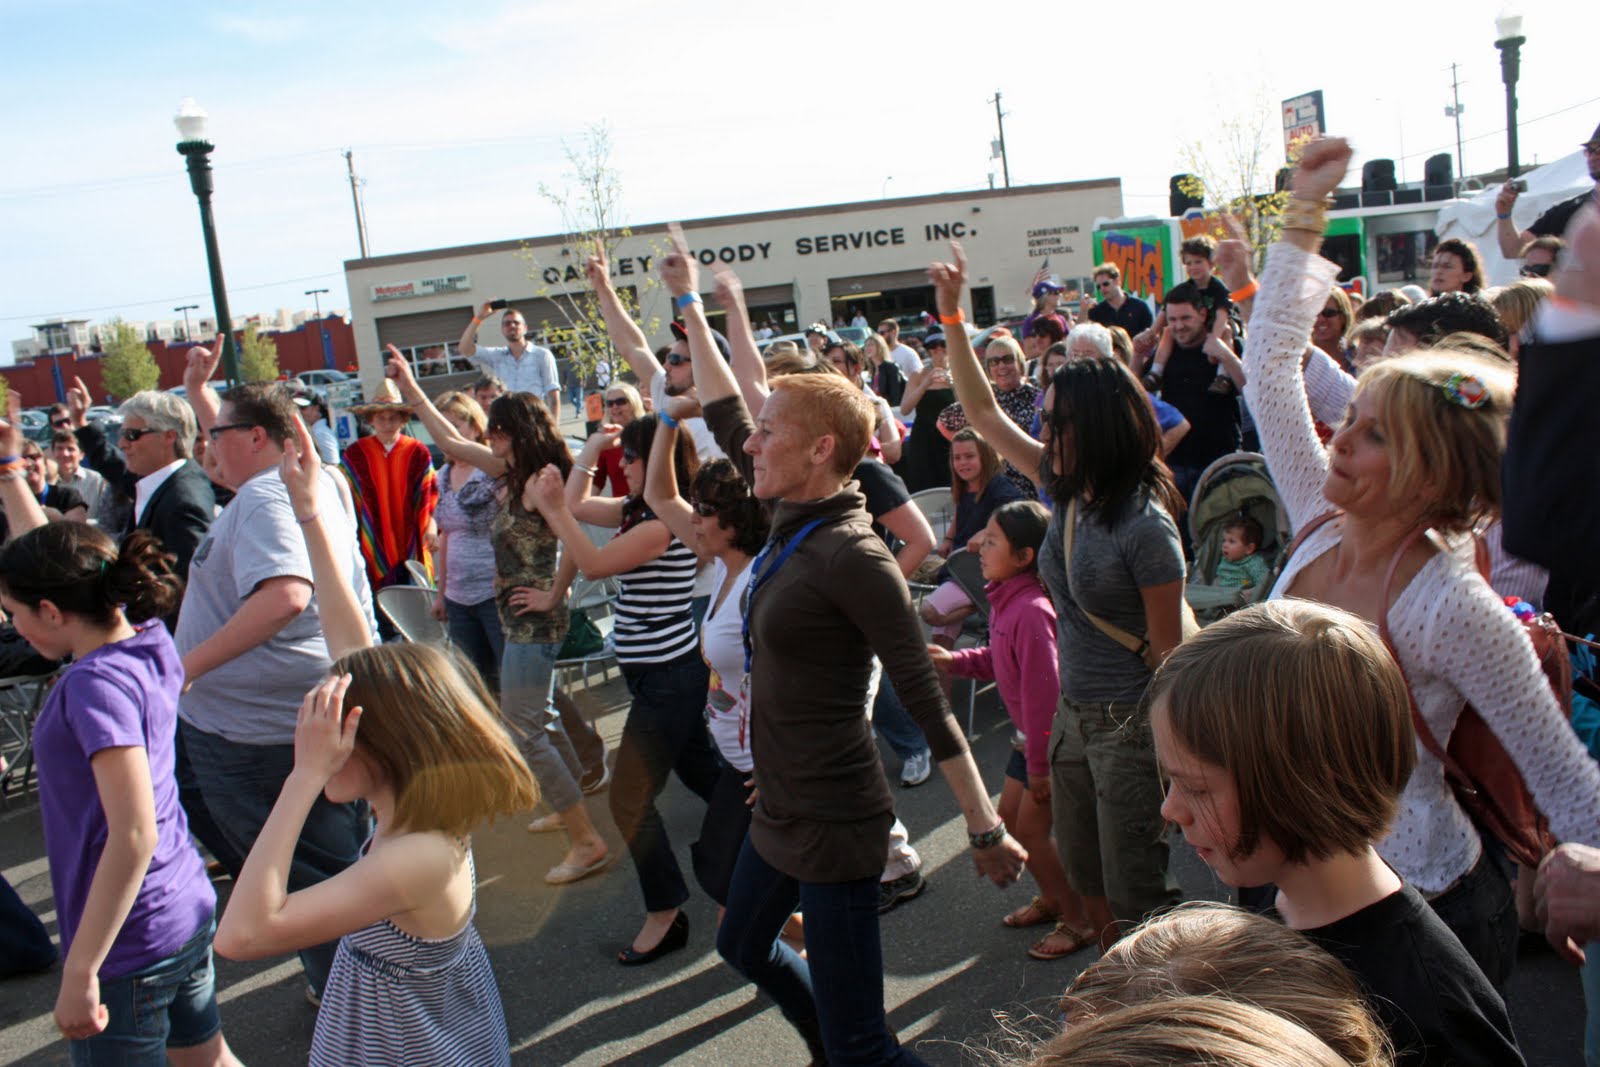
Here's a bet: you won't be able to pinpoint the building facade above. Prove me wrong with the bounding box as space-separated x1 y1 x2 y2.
342 179 1123 377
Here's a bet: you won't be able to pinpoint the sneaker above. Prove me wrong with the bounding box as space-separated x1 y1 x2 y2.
580 760 612 795
305 982 322 1008
877 870 926 914
899 749 932 788
1207 375 1237 396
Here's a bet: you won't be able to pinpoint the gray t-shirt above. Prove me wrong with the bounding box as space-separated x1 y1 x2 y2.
176 466 377 745
1038 490 1185 704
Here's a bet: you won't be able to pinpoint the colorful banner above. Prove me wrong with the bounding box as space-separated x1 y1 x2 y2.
1093 224 1173 302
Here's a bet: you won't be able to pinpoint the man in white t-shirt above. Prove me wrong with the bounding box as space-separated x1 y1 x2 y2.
459 303 561 419
876 318 923 377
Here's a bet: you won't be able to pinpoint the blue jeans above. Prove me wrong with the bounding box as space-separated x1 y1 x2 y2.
1427 846 1518 990
0 870 55 976
172 721 242 876
610 652 719 912
873 675 929 762
70 920 220 1066
178 722 367 995
1585 944 1600 1067
501 640 584 812
445 596 505 694
717 837 927 1066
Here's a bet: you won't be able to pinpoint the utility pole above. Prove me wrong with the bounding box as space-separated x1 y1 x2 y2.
344 149 371 259
989 91 1011 189
1444 63 1467 186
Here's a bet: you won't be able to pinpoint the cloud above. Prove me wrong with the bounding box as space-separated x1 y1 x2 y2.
208 13 305 45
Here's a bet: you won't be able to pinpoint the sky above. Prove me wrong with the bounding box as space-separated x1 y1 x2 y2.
2 0 1596 355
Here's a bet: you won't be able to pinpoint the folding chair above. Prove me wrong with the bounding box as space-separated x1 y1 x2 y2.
935 548 997 739
556 575 619 691
404 559 435 590
376 586 450 646
0 670 62 801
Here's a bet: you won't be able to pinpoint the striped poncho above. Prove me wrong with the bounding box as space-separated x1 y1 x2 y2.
341 434 438 591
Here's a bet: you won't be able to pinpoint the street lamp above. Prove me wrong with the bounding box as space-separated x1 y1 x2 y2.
1494 9 1526 178
173 98 240 384
174 304 198 342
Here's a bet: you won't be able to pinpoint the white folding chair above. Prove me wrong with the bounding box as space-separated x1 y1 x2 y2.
376 586 450 646
404 559 435 590
907 488 956 546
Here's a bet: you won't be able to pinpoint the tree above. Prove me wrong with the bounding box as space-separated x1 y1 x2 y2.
238 324 280 383
518 123 664 386
100 319 160 400
1176 90 1305 273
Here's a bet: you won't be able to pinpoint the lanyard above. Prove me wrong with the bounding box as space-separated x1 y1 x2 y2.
741 518 825 674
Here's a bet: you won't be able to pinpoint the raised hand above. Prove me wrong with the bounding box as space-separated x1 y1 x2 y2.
711 263 746 310
1214 217 1253 290
583 239 612 292
478 301 497 321
184 334 225 391
1495 180 1521 218
2 393 27 457
279 412 322 520
385 344 422 398
292 674 360 784
663 393 702 422
659 222 698 297
527 464 566 512
66 376 92 427
583 424 623 453
1291 137 1353 202
927 241 969 317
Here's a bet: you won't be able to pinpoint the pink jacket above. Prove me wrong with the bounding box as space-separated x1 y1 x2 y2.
947 572 1059 778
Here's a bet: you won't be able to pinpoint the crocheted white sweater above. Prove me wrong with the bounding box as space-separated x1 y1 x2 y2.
1245 240 1600 893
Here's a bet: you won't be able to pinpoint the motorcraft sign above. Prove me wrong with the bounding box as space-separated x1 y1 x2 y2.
370 274 472 302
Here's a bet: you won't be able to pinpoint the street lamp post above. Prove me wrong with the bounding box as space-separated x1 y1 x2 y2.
173 98 240 384
305 288 333 370
1494 10 1526 178
174 304 198 343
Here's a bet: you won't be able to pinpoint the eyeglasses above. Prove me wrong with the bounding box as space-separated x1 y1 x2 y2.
604 397 630 407
692 500 720 517
664 353 690 367
1520 262 1553 278
622 448 639 463
119 427 162 442
986 354 1016 366
20 453 43 463
206 423 258 441
1096 280 1113 289
50 418 70 428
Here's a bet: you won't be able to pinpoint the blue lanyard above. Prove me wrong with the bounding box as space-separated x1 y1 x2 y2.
741 518 825 674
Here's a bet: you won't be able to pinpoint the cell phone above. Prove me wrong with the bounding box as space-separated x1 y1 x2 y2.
489 299 509 310
1511 179 1528 193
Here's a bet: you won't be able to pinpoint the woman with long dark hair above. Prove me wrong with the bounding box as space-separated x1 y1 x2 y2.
934 243 1187 950
387 348 612 887
530 413 721 965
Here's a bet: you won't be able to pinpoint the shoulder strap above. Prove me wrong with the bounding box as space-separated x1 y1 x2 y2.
1280 509 1343 570
1376 526 1460 773
1063 498 1156 660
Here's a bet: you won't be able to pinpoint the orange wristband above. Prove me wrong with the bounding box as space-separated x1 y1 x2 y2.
1548 295 1586 312
938 310 965 325
1229 280 1260 302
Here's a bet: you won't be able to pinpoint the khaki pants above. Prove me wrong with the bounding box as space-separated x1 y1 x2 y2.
1048 695 1181 925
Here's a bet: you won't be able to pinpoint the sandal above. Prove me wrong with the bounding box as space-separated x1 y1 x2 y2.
526 813 565 834
1027 920 1096 961
1001 895 1059 929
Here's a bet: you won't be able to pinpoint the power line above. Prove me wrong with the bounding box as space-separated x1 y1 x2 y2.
1395 94 1600 164
0 270 347 327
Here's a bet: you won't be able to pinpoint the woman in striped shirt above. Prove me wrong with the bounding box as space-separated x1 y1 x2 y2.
531 413 721 965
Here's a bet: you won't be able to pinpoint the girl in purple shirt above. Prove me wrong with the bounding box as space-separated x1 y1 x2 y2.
0 457 238 1065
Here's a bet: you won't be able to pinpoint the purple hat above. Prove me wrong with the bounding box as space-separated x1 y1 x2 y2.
1032 277 1066 299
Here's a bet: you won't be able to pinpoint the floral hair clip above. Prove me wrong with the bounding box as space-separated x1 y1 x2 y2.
1441 372 1489 409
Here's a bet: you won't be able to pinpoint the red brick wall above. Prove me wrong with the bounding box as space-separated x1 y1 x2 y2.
3 318 358 406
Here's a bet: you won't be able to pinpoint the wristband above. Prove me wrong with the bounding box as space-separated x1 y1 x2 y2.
1496 212 1512 220
469 316 482 326
0 455 18 467
938 310 965 325
658 411 679 429
295 510 320 526
969 820 1009 850
1228 280 1260 302
674 292 703 311
572 463 595 477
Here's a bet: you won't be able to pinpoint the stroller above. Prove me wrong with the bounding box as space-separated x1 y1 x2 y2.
1183 452 1291 623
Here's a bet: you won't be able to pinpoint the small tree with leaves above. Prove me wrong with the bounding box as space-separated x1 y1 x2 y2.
100 319 161 401
517 123 665 387
1176 91 1307 272
238 324 280 383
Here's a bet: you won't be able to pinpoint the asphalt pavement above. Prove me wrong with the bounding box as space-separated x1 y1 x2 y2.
1 668 1587 1066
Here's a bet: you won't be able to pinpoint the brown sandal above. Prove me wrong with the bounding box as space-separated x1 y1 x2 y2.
1027 921 1096 961
1001 895 1060 929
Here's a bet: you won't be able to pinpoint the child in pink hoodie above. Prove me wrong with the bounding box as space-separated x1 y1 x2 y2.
929 500 1096 961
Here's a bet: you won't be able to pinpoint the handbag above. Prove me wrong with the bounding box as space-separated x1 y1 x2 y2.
556 607 605 660
1062 498 1199 671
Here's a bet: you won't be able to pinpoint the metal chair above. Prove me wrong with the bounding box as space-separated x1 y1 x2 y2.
0 670 62 801
404 559 435 590
376 586 450 646
555 575 619 690
908 488 956 546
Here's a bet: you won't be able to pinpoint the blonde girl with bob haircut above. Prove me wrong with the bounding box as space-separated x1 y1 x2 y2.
1239 137 1600 989
215 417 534 1067
1061 904 1390 1067
1149 599 1524 1067
1026 998 1357 1067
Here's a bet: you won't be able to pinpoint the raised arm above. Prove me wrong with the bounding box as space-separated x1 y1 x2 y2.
1494 183 1537 260
931 244 1046 484
384 346 504 476
0 395 47 539
640 410 701 557
528 466 671 580
460 301 494 360
662 223 741 407
899 364 936 417
565 427 628 528
280 415 373 659
1213 219 1258 323
181 336 226 435
585 241 662 385
712 265 771 415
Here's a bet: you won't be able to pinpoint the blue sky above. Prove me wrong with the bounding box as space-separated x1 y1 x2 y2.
3 0 1596 353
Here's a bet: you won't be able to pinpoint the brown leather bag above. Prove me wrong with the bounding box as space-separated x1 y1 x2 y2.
1282 512 1564 870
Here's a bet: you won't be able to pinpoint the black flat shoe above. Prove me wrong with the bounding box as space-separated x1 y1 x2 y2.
617 911 689 966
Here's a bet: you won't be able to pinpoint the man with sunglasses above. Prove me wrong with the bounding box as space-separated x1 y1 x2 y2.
1519 236 1564 280
1496 120 1600 261
1083 262 1155 335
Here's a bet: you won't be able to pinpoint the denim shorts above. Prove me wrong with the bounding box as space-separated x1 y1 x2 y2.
71 920 221 1066
1003 747 1029 785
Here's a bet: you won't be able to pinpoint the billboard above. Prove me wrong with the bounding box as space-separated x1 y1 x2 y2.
1282 91 1325 158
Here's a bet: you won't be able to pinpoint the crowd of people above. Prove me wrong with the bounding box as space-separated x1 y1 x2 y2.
4 124 1600 1066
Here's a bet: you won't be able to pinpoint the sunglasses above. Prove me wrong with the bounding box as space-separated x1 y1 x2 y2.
1317 308 1343 319
120 427 162 442
986 354 1016 365
604 397 631 407
21 452 43 462
1520 262 1553 278
692 500 720 517
622 448 639 463
50 418 71 428
665 353 691 367
1096 280 1113 289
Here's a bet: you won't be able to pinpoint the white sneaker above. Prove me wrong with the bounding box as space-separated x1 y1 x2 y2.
900 750 932 788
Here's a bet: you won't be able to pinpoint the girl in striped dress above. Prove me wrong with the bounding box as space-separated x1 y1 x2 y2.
215 418 535 1066
532 413 722 965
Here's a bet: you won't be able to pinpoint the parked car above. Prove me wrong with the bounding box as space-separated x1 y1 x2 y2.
19 408 51 445
297 369 351 388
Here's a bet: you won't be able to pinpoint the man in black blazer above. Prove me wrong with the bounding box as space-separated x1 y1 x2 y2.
67 382 238 871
